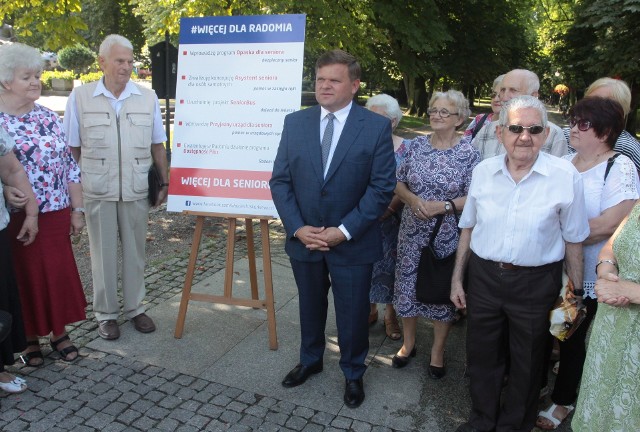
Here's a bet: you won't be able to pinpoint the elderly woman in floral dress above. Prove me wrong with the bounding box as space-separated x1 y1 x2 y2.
392 90 479 378
0 43 87 366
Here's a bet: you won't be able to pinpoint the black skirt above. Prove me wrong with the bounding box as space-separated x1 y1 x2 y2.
0 228 26 369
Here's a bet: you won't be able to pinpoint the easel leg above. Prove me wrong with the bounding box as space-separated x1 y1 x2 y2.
261 219 278 350
246 219 259 302
224 218 237 298
175 215 205 338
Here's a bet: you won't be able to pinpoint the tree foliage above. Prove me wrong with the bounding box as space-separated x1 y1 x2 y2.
58 43 96 76
0 0 87 50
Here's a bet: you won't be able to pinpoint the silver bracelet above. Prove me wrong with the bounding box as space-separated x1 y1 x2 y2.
596 259 618 273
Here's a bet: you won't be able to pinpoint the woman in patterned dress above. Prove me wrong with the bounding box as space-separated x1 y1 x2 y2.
365 94 408 341
391 90 480 378
0 43 87 365
571 201 640 431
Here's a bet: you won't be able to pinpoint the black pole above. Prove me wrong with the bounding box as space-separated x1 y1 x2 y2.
164 30 172 163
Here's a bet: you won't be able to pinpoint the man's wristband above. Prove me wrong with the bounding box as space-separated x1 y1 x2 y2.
71 207 85 214
574 288 585 297
160 183 170 188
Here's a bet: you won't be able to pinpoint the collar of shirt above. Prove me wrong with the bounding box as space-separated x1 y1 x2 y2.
320 102 352 125
93 78 141 116
497 151 551 183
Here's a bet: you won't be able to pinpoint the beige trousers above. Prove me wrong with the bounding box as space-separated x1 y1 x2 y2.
85 199 149 321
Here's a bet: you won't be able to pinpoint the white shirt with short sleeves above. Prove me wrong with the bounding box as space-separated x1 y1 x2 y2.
459 152 590 266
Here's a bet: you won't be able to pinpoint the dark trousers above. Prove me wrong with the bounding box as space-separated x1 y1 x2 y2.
466 253 562 432
541 296 598 406
290 257 372 380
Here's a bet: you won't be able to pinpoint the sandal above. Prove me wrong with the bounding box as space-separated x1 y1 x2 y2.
50 334 79 363
536 403 575 430
20 340 44 367
384 315 402 340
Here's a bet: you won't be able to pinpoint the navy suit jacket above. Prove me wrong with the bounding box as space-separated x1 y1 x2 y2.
270 103 396 265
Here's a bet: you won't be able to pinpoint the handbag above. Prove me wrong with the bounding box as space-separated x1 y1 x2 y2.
148 164 162 206
415 200 459 305
549 279 586 341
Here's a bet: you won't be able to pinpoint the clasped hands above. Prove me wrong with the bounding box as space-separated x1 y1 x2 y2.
412 198 442 220
595 272 631 307
296 225 346 251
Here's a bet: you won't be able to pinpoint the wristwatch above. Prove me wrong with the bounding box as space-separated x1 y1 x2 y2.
71 207 85 214
444 201 452 214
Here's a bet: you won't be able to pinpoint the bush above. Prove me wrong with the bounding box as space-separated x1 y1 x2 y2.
41 70 75 89
78 71 103 84
58 44 95 77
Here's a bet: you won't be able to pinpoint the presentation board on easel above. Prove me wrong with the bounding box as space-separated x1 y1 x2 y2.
167 14 306 215
167 14 306 349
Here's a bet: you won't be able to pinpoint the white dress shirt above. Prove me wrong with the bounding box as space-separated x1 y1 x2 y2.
459 152 590 266
320 102 352 240
320 102 352 177
64 78 167 147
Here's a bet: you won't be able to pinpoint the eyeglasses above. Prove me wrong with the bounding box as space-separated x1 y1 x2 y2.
569 118 593 131
506 124 545 135
427 108 459 118
491 92 500 99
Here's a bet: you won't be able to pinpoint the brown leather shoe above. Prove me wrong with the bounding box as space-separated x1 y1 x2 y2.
97 320 120 340
131 313 156 333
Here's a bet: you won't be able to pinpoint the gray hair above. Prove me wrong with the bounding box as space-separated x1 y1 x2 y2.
365 93 403 127
507 69 540 95
429 89 471 129
498 95 548 127
586 77 632 116
99 34 133 58
0 43 43 94
493 74 505 91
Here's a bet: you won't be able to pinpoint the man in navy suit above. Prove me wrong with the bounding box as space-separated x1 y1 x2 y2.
270 50 396 408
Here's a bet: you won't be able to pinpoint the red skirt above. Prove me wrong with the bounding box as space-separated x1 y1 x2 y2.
8 208 87 336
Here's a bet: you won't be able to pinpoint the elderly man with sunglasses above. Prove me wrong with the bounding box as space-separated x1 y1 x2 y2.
472 69 568 160
451 96 589 432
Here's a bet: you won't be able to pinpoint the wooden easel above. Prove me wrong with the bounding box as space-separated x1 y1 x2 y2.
174 211 278 350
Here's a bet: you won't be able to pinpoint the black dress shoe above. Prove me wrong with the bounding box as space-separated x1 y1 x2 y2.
343 378 365 408
281 362 323 388
391 347 416 369
428 364 446 379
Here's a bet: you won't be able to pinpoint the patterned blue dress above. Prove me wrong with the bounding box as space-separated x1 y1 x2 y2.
393 135 479 321
370 139 409 304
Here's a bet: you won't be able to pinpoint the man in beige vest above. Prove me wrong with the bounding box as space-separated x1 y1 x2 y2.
64 34 169 340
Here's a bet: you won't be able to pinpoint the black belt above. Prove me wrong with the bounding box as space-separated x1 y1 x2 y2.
477 255 561 272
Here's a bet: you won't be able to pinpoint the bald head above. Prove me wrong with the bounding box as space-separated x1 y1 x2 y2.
500 69 540 103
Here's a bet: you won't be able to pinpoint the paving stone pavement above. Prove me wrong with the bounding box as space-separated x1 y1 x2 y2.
1 219 402 431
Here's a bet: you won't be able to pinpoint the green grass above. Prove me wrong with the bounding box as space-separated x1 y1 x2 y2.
399 113 427 129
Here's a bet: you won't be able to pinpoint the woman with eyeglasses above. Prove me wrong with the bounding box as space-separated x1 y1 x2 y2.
391 90 480 378
464 74 504 140
536 96 639 430
564 78 640 174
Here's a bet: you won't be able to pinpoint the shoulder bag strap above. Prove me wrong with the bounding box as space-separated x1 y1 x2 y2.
604 152 622 182
471 113 490 139
428 200 461 248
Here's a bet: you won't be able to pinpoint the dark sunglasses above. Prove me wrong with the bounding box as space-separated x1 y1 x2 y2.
569 118 593 131
506 124 545 135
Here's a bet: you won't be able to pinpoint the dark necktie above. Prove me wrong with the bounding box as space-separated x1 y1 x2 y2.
321 113 335 172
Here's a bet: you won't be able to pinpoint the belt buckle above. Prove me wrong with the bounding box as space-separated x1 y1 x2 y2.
498 262 512 270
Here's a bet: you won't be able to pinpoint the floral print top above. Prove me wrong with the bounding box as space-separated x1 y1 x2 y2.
0 103 81 213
